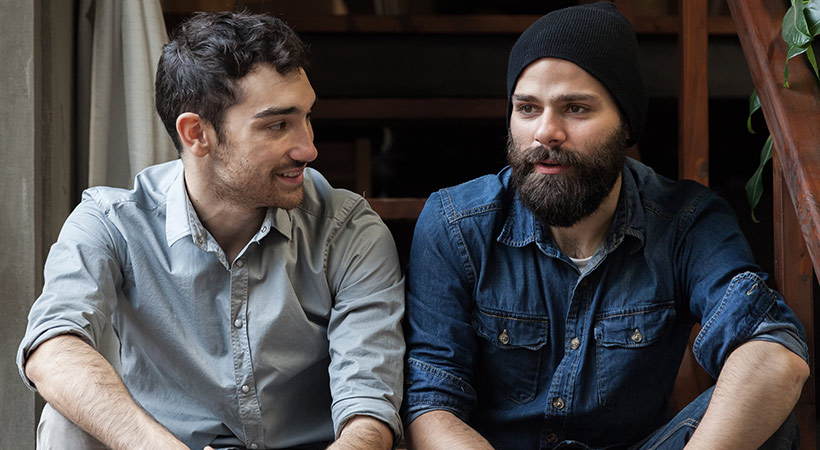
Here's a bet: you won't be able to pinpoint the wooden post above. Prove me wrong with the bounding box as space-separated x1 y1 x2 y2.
773 155 816 449
678 0 710 186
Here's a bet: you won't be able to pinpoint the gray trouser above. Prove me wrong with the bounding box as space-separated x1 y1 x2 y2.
37 403 107 449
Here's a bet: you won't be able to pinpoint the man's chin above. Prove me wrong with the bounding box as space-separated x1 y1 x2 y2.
266 188 304 210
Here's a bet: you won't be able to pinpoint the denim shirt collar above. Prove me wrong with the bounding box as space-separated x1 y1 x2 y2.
496 164 646 258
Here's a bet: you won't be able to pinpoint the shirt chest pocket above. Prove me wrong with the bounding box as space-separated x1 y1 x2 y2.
472 309 549 404
593 303 677 409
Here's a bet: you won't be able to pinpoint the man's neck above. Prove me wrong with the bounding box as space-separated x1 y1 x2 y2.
549 176 622 259
183 169 266 263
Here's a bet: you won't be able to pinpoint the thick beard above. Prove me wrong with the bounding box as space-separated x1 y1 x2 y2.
507 123 629 228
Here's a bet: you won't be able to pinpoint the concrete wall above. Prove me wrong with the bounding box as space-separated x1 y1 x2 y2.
0 0 73 447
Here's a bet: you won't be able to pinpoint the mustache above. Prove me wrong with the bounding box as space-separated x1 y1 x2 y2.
519 144 583 167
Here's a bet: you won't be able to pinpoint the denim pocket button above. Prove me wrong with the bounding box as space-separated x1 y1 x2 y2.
630 329 643 343
498 329 511 345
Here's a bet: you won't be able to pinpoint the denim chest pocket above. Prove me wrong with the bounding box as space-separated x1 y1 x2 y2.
472 309 549 404
593 303 676 409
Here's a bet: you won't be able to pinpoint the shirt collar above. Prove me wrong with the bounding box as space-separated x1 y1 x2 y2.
165 162 191 247
164 163 290 250
269 207 292 241
496 162 646 255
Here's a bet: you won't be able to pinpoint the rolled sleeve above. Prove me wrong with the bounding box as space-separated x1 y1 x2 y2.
17 197 123 390
403 358 477 425
326 198 406 441
692 272 808 377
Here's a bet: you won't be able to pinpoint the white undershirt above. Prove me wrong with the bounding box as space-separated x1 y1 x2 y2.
569 254 594 271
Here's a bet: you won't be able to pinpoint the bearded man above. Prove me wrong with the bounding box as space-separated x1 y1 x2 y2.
401 3 809 449
18 11 404 450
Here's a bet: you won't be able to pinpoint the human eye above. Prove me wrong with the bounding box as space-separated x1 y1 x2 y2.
515 104 540 116
566 104 589 114
267 121 287 132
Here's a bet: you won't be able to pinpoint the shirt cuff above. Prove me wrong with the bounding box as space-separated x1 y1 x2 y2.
332 397 403 444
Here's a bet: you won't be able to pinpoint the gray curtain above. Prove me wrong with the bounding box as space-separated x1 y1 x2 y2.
77 0 175 191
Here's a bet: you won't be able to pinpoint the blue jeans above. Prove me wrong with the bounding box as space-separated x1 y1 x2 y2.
551 386 799 450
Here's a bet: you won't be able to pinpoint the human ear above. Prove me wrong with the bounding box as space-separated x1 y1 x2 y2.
176 113 213 157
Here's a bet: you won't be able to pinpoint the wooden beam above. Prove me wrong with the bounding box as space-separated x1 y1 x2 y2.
678 0 710 186
312 98 506 120
367 198 426 221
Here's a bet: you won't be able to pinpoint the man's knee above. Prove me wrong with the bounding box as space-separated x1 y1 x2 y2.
38 403 107 450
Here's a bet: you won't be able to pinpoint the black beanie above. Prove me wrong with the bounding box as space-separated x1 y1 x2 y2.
506 2 648 147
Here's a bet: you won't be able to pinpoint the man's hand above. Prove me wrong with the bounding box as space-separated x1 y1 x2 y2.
328 415 393 450
26 334 188 450
406 410 493 450
685 340 809 449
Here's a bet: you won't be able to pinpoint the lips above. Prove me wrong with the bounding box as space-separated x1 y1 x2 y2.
535 159 569 175
275 166 306 184
278 168 303 178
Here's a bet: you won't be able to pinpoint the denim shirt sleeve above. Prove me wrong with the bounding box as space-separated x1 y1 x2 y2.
402 191 480 425
325 198 406 441
17 193 124 389
677 192 808 378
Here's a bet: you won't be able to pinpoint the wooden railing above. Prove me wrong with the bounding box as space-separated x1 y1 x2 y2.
728 0 820 447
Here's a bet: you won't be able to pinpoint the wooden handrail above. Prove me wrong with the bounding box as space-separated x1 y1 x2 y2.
727 0 820 282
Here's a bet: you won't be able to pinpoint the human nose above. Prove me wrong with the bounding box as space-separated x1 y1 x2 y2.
533 112 566 147
290 120 317 164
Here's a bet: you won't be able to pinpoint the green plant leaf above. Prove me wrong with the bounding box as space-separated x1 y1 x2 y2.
806 43 820 80
747 89 761 134
784 1 813 86
785 0 811 43
805 0 820 37
746 135 774 223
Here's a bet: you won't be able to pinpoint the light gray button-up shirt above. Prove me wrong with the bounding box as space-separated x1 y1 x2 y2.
18 160 405 448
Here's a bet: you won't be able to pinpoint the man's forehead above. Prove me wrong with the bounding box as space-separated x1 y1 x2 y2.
232 66 315 116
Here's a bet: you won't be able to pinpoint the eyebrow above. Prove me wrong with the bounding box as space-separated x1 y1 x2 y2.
252 98 318 119
512 93 601 103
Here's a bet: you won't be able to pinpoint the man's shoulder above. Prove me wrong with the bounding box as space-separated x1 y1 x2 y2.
429 169 512 222
625 158 719 220
297 167 368 222
83 160 181 214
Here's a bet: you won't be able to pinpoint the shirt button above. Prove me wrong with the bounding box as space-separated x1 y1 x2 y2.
546 432 559 443
235 259 245 268
552 397 565 410
631 328 643 343
195 237 203 245
250 444 258 449
569 337 581 350
498 329 511 345
261 226 268 233
234 319 243 328
241 385 250 393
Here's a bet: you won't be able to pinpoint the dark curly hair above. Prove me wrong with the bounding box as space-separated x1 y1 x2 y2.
155 11 309 153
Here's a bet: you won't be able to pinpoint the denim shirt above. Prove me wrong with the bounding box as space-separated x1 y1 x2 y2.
403 158 807 449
